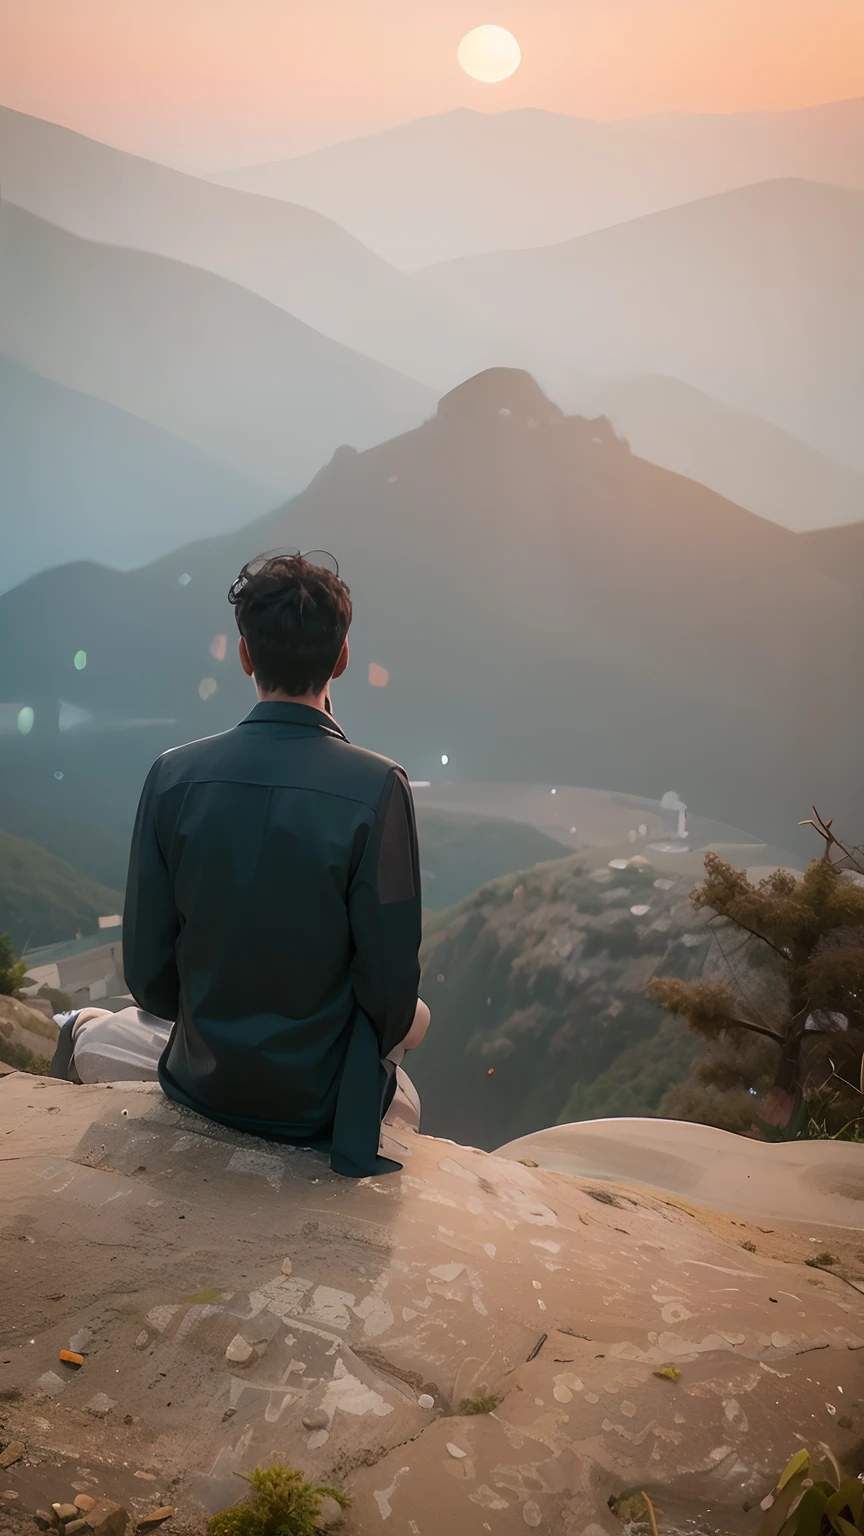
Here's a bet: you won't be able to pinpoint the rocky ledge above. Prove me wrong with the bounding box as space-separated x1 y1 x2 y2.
0 1074 862 1535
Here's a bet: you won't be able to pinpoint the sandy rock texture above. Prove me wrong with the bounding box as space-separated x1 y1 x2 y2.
0 1074 862 1535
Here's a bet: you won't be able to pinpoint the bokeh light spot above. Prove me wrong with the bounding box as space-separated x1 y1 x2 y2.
73 650 87 671
368 663 390 688
17 707 34 736
178 572 192 587
210 633 228 662
441 753 449 766
53 770 64 780
198 677 218 701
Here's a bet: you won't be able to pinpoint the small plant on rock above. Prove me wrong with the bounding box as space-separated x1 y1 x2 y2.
458 1392 501 1415
207 1463 351 1536
0 934 26 998
757 1447 863 1534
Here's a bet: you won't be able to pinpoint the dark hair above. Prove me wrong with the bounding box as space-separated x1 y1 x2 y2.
228 552 352 696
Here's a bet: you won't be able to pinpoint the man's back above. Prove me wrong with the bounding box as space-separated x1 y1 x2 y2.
123 699 422 1174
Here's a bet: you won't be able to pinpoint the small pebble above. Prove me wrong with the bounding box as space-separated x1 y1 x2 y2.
301 1410 329 1431
74 1496 97 1513
0 1444 23 1469
418 1394 435 1409
281 1258 293 1275
53 1505 80 1521
446 1443 467 1459
136 1508 175 1529
224 1335 253 1365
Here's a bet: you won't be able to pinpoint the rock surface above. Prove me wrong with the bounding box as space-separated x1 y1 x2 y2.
0 1073 862 1535
496 1116 864 1228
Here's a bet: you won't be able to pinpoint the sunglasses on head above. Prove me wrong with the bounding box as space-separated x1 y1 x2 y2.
228 548 340 603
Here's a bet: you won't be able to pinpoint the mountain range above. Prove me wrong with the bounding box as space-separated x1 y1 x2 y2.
0 104 461 386
1 352 278 592
414 179 864 472
3 105 862 532
0 370 861 852
551 372 864 534
801 520 864 590
0 199 434 487
212 99 864 267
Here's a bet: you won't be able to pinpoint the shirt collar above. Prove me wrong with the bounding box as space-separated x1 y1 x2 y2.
239 700 349 742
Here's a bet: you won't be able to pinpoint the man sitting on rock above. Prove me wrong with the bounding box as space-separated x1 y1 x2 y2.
52 551 429 1177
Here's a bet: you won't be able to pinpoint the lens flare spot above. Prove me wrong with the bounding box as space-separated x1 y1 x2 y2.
209 633 228 662
198 677 218 701
17 707 34 736
73 650 87 671
368 663 390 688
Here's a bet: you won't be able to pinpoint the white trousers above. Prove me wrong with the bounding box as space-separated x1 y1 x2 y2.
71 1005 422 1130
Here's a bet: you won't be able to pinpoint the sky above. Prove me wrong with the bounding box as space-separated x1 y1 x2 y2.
2 0 863 169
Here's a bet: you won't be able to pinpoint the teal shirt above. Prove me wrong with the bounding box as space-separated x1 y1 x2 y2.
122 702 422 1176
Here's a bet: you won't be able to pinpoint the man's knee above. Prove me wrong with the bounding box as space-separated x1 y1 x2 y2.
401 997 430 1052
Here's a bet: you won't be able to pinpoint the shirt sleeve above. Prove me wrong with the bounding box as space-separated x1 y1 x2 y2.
347 767 422 1057
122 759 181 1022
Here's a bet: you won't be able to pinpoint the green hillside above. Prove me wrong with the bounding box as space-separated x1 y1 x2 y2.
0 827 122 950
413 851 715 1150
0 793 130 890
416 807 568 910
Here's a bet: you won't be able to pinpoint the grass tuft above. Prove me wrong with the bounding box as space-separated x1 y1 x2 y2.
207 1463 350 1536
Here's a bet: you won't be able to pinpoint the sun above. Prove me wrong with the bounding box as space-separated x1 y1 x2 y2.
457 25 521 84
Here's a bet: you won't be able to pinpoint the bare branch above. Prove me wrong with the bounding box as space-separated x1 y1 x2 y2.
714 1015 785 1045
707 912 790 966
800 807 864 875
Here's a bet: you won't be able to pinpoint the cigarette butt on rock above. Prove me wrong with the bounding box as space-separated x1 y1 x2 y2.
59 1350 84 1367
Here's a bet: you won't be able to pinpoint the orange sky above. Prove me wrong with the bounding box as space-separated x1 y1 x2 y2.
2 0 863 168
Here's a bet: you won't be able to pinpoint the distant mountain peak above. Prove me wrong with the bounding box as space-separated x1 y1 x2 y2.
436 368 562 428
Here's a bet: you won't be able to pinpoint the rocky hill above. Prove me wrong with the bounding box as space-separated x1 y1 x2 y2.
0 993 58 1074
414 849 720 1150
